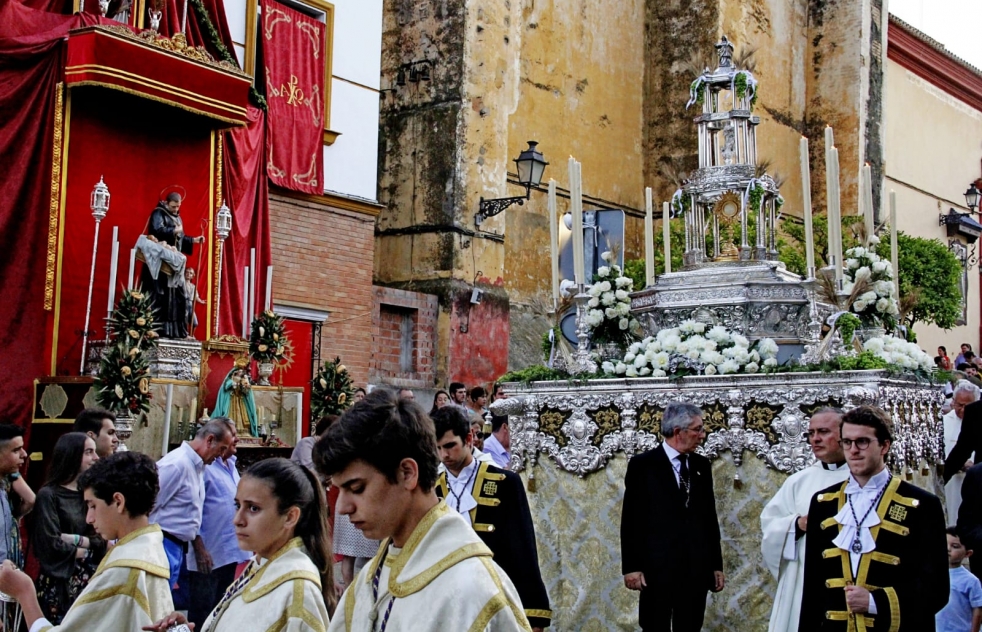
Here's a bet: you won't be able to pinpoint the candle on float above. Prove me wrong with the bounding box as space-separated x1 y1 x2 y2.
242 265 250 337
890 190 899 298
127 247 136 290
662 202 672 274
569 158 585 285
249 248 257 318
548 179 560 308
107 227 119 312
863 163 875 244
644 187 654 287
830 147 843 284
265 266 273 311
800 136 815 274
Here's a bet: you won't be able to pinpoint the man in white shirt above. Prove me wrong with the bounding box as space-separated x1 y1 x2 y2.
798 405 949 631
945 380 980 521
482 414 512 469
150 418 232 610
760 408 850 632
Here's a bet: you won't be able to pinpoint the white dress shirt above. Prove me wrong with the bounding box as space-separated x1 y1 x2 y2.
832 467 892 614
446 459 479 525
482 433 510 469
149 442 206 543
663 442 687 487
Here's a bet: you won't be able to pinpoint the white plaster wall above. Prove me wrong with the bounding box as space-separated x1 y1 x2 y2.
329 0 382 90
884 58 982 355
323 79 380 200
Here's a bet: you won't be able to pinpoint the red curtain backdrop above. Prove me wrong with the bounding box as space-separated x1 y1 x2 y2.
260 0 324 194
279 319 312 435
220 105 272 338
0 3 103 428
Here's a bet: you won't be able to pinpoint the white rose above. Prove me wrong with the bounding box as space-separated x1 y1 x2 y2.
872 261 888 273
600 281 612 292
633 354 647 368
597 266 611 278
876 298 891 313
873 280 893 297
868 234 880 245
624 352 637 363
615 362 627 375
629 342 643 354
687 349 701 361
704 364 717 375
602 292 616 306
625 366 639 377
615 276 632 288
853 299 868 312
616 302 630 316
604 307 617 319
692 322 706 334
841 281 856 295
744 362 760 373
855 266 872 282
601 251 613 262
851 247 867 258
763 358 778 367
653 369 667 378
679 320 696 334
732 334 750 348
588 284 602 297
719 359 740 374
845 258 859 269
861 291 877 302
615 289 629 301
601 361 615 374
619 318 630 330
639 367 652 376
588 297 600 308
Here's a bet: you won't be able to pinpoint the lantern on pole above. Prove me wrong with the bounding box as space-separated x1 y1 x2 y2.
81 176 110 373
213 202 232 337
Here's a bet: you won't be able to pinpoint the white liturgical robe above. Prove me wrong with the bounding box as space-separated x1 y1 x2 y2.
30 524 174 632
200 537 329 632
760 462 850 632
328 501 531 632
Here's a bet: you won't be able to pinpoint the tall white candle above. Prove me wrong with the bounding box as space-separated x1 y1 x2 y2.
644 188 654 287
548 179 560 308
249 248 257 318
830 147 843 284
242 265 250 337
127 247 136 290
107 227 119 312
800 137 815 274
824 127 837 274
890 190 899 298
569 158 585 285
863 163 875 244
662 202 672 274
265 266 273 311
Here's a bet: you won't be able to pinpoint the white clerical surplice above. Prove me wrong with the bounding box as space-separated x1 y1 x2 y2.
760 462 850 632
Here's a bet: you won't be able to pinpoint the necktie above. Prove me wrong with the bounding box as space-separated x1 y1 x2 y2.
679 453 692 491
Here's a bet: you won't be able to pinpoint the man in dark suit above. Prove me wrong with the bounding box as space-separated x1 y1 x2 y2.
957 462 982 579
798 405 949 631
620 401 725 632
431 406 552 630
945 399 982 484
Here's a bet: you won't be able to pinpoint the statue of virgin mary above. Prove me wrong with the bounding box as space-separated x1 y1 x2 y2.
212 358 258 437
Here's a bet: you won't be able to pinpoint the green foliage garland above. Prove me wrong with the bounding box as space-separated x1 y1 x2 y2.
836 313 861 345
311 357 354 418
734 72 758 109
95 289 157 415
250 310 288 362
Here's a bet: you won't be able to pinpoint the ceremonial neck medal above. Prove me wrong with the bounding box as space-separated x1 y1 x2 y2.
847 475 890 554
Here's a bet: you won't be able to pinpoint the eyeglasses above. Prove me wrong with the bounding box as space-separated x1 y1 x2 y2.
841 437 876 451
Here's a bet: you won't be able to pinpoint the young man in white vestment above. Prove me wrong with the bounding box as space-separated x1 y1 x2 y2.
0 452 174 632
760 407 850 632
146 457 334 632
314 389 532 632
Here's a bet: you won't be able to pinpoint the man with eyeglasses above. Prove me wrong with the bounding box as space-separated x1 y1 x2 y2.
798 405 948 632
760 407 850 632
944 381 980 523
621 402 724 631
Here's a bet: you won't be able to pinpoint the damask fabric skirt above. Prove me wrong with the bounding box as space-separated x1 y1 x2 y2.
332 513 379 558
36 558 97 625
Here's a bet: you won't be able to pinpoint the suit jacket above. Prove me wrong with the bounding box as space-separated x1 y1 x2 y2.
435 461 551 629
944 399 982 483
798 477 949 632
957 463 982 577
620 445 723 588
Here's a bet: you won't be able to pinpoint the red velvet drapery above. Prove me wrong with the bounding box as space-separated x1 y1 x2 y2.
260 0 324 194
0 3 104 428
220 105 272 338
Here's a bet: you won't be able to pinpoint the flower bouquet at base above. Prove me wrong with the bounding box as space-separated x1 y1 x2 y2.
311 357 355 418
249 310 288 363
583 252 640 351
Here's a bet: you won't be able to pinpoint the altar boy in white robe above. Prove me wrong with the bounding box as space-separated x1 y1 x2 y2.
314 389 532 632
760 407 850 632
0 452 174 632
145 457 334 632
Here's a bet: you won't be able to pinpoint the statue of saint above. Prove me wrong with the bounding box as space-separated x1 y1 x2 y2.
138 191 204 339
212 358 258 437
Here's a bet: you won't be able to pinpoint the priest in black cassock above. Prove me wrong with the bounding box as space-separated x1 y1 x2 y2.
798 405 948 632
139 192 203 339
431 406 552 630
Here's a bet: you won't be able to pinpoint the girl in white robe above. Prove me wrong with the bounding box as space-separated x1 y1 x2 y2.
147 457 335 632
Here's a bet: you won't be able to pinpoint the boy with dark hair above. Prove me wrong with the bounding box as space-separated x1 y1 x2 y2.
73 408 119 457
314 390 531 631
936 526 982 632
0 424 31 567
798 405 949 631
431 406 552 630
0 452 173 631
482 413 512 468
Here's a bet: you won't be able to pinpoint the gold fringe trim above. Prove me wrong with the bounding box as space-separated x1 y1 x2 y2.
44 82 66 311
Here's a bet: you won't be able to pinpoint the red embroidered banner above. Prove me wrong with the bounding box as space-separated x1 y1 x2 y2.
260 0 325 194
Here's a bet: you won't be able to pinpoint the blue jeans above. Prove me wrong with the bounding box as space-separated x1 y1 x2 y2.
161 537 190 610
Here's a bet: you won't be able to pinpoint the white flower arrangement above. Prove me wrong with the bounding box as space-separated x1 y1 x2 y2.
602 320 780 377
861 335 935 373
842 245 899 327
585 252 639 345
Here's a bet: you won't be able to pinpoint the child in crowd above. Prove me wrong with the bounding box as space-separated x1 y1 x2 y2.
0 452 174 631
937 526 982 632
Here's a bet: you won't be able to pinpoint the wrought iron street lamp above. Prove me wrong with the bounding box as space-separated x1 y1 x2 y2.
474 141 548 227
965 183 980 213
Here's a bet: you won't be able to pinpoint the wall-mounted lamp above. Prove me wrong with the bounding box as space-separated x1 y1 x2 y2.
940 207 982 244
965 183 980 214
474 141 548 227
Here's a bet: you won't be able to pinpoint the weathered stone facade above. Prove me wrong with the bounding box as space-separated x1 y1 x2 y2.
376 0 888 381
